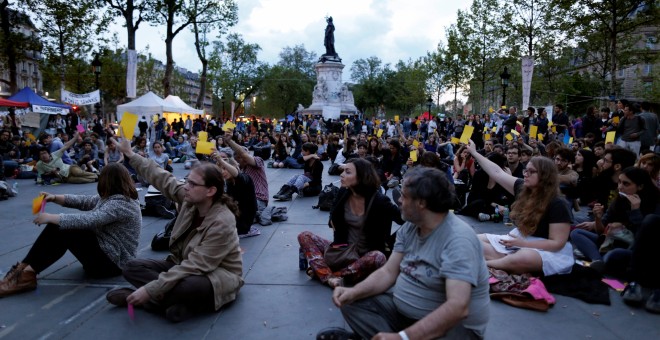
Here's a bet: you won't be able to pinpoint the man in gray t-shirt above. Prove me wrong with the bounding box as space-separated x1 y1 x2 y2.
322 167 490 340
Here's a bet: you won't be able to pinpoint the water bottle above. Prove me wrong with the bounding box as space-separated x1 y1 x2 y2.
298 247 308 271
503 206 511 224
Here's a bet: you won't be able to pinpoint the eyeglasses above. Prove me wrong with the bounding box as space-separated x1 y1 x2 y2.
523 169 538 176
184 179 208 188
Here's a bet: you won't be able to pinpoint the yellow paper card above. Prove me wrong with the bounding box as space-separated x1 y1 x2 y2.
344 119 349 125
491 127 497 132
26 133 36 141
511 130 520 136
410 150 418 162
375 120 380 125
451 137 460 144
505 133 513 141
612 116 620 124
548 121 553 126
488 107 494 113
413 140 419 147
198 131 208 142
222 121 236 132
32 195 44 215
605 131 616 144
483 126 488 132
538 134 544 141
484 133 491 140
394 115 399 122
569 137 573 144
551 126 557 132
195 141 215 155
120 112 138 138
516 121 523 126
460 125 475 144
377 129 383 137
529 125 538 138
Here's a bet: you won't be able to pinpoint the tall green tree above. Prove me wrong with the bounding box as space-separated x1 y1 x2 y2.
190 0 237 109
350 56 389 116
207 33 262 117
388 58 428 115
277 44 318 79
425 43 448 110
442 24 471 116
456 0 508 115
145 0 237 97
259 65 313 116
22 0 109 94
574 0 658 98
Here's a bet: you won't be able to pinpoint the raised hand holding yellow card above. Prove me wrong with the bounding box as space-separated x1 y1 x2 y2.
451 137 460 144
529 125 538 139
410 150 418 162
32 195 45 215
198 131 208 142
605 131 616 144
195 141 215 155
222 121 236 132
377 129 383 137
120 112 138 138
460 125 475 144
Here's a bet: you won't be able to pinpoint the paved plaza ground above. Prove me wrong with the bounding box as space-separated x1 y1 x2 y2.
0 160 658 339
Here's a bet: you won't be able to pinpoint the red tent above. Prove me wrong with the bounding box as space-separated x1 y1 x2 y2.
0 98 29 108
418 111 431 121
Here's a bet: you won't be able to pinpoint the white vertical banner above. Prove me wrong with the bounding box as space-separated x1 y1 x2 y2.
126 50 138 98
521 56 534 111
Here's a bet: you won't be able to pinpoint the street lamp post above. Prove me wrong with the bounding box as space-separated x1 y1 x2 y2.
91 54 103 122
500 66 510 109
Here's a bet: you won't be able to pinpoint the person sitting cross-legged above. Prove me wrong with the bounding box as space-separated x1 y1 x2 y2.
317 167 490 340
105 132 243 323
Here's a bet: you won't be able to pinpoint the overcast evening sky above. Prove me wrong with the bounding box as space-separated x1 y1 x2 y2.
110 0 471 100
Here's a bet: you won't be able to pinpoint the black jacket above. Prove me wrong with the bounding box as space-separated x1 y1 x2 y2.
329 188 404 255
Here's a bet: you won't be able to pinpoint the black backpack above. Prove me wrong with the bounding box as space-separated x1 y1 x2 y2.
313 183 339 211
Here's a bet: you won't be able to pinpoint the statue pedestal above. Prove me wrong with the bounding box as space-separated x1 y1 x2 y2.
304 61 357 119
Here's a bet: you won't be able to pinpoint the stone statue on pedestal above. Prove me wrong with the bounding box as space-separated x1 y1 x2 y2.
320 17 341 62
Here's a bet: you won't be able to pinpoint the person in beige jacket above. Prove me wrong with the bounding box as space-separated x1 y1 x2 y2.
105 132 243 322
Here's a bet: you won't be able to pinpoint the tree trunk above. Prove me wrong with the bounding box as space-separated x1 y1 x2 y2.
59 31 65 92
162 12 175 97
0 0 17 93
197 60 207 109
609 10 617 98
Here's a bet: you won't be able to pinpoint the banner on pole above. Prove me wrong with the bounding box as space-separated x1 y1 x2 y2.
126 50 138 98
32 105 68 115
61 89 100 106
521 56 534 112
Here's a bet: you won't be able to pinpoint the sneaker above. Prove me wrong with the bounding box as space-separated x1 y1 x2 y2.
622 282 643 305
478 213 491 222
0 262 37 297
106 287 135 307
645 290 660 314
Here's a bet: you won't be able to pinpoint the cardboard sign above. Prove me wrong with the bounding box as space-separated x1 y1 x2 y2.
460 125 475 144
195 141 215 155
529 125 538 139
605 131 616 144
120 112 138 139
198 131 208 142
409 150 418 162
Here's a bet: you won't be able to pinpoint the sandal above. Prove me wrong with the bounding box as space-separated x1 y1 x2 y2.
316 327 354 340
306 267 315 279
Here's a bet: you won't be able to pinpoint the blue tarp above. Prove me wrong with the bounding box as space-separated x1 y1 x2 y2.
7 87 71 109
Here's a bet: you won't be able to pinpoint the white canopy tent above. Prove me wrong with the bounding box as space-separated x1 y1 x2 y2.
116 91 182 121
163 95 204 115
